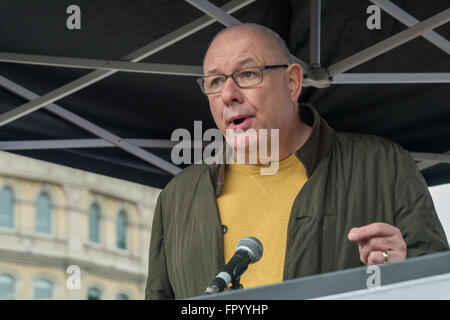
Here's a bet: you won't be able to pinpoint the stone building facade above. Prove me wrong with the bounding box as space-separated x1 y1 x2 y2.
0 151 160 300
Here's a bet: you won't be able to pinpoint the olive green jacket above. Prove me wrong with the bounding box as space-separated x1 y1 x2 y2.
145 104 449 299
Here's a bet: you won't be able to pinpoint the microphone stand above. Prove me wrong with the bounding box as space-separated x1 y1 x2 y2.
230 277 243 290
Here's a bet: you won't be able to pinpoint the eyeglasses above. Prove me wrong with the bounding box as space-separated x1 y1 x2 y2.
197 65 288 95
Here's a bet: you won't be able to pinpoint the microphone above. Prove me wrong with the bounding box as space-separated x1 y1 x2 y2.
204 236 263 294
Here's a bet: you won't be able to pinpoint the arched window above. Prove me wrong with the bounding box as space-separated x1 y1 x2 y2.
89 203 101 243
33 279 54 300
35 192 52 234
116 293 129 300
0 274 16 300
116 210 127 250
87 287 101 300
0 187 15 229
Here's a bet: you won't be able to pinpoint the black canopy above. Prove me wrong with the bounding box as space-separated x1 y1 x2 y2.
0 0 449 189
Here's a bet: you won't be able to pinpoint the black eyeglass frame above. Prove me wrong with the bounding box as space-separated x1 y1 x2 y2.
197 64 289 95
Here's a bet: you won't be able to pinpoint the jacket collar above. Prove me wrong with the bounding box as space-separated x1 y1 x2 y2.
208 103 335 197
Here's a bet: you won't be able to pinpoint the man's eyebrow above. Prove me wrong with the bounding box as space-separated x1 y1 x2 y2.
205 58 257 75
205 67 219 75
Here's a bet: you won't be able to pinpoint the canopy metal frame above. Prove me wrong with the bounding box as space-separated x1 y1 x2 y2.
0 137 448 165
0 0 449 177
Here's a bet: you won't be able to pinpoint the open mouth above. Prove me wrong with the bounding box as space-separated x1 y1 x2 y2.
233 118 246 125
228 116 253 130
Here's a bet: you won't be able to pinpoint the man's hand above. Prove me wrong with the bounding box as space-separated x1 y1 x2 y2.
348 222 407 265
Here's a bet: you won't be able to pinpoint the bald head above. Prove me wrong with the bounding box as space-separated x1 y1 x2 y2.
203 23 292 70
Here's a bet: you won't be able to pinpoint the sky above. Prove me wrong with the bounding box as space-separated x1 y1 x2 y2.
429 183 450 243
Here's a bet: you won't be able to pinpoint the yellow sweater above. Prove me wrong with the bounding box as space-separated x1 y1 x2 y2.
216 153 308 288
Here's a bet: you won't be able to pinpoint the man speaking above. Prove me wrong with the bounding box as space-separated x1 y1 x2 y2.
145 23 449 299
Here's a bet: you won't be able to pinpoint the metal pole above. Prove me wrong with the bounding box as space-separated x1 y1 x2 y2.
0 52 203 76
185 0 241 27
332 73 450 84
411 152 450 164
0 139 206 150
310 0 321 66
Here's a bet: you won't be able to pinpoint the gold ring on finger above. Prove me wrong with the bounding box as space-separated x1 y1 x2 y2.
382 250 389 263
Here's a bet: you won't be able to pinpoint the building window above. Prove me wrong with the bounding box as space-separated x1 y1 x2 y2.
89 203 101 243
0 187 15 229
116 293 129 300
33 279 54 300
116 210 127 250
35 192 52 234
87 287 101 300
0 274 16 300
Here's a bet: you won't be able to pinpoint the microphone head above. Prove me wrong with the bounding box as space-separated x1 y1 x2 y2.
236 236 263 263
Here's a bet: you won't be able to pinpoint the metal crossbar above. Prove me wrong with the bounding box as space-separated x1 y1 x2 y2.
0 52 203 76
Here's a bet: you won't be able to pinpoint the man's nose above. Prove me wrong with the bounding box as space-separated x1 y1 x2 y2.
220 77 244 106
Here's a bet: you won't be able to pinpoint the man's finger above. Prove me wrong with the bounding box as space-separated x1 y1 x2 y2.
348 223 399 242
359 236 395 264
367 251 387 265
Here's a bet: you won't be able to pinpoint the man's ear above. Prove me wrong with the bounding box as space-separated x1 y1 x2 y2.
286 64 303 102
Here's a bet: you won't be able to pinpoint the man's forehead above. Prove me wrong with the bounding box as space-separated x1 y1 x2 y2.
205 57 260 75
204 33 268 74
